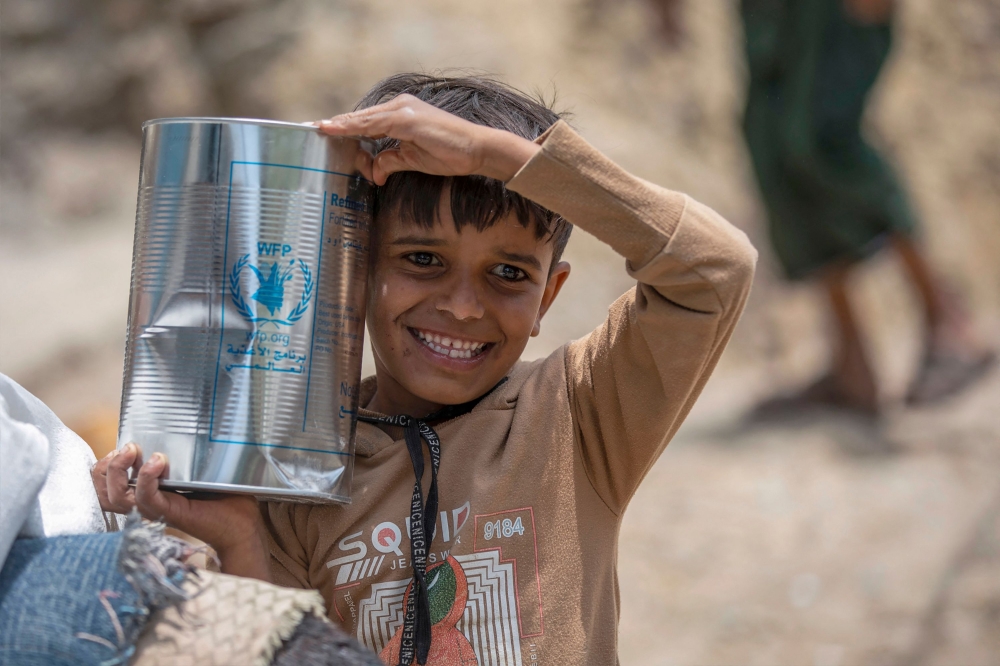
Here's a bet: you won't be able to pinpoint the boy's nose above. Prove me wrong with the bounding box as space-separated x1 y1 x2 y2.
435 280 485 321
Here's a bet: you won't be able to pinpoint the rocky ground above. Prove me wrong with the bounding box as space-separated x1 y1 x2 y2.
2 0 999 663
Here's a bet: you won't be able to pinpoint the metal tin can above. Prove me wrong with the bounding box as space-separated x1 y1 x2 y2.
118 118 374 503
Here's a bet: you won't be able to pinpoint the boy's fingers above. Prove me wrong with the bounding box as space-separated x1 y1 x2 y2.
106 443 139 512
371 149 411 186
319 103 417 141
319 111 392 139
92 449 114 476
111 442 139 469
353 149 374 183
134 453 184 522
91 450 115 510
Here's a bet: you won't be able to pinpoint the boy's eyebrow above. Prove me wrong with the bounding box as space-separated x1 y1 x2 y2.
389 236 448 246
496 250 542 271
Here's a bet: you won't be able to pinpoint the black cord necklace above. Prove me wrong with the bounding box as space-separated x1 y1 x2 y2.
356 378 507 665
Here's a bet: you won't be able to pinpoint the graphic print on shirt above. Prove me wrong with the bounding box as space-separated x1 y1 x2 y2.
327 502 473 588
377 556 479 664
348 507 543 666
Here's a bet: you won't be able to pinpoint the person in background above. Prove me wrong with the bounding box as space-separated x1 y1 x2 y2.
740 0 994 414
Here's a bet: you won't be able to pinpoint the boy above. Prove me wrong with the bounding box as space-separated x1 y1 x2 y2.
94 73 756 664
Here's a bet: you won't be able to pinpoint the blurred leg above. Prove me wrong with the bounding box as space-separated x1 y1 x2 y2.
890 233 996 404
821 264 880 412
891 233 946 337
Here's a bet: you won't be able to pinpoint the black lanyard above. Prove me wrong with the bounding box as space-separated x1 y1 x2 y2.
355 413 438 665
357 378 506 665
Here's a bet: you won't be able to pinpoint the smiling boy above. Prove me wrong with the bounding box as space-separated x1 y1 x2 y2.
95 73 756 664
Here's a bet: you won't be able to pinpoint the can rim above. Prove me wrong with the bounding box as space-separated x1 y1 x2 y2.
142 117 374 145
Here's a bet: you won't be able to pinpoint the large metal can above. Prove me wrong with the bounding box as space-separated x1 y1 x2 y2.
118 118 374 503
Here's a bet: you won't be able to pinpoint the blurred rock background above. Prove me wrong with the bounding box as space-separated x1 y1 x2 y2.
1 0 998 663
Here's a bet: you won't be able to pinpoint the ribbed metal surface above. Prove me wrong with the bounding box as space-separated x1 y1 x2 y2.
118 118 374 503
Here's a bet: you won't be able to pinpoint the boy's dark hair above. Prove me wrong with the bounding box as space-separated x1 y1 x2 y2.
355 73 573 268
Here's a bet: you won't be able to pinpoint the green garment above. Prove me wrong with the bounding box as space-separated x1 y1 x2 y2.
741 0 916 280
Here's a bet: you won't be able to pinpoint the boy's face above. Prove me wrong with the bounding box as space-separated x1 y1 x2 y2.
366 188 570 414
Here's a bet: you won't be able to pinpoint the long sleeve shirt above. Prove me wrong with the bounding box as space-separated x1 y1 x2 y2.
263 120 757 664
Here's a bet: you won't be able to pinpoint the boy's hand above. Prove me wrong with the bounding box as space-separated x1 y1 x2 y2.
92 443 271 581
92 443 141 514
317 94 541 185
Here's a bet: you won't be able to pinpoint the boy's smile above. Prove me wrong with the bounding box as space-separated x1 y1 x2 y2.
408 327 491 362
365 186 570 417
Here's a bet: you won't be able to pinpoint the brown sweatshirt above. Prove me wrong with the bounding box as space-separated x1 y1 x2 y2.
264 121 757 665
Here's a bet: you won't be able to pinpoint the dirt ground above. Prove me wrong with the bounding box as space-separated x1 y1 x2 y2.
2 0 999 663
617 365 1000 665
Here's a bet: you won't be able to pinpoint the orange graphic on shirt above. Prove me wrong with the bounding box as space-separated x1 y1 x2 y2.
379 556 477 665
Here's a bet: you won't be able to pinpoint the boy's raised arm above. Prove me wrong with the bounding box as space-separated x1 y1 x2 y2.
507 121 758 514
320 97 756 514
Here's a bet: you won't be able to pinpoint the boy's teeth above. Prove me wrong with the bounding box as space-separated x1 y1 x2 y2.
413 329 486 357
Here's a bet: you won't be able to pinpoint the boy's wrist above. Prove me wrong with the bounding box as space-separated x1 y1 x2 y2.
476 127 541 182
215 522 272 581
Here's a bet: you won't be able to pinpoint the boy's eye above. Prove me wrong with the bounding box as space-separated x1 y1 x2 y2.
490 264 528 282
405 252 442 267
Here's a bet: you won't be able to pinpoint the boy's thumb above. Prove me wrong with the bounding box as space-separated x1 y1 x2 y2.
373 149 408 185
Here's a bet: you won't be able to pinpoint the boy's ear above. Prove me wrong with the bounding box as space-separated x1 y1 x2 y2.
532 261 571 337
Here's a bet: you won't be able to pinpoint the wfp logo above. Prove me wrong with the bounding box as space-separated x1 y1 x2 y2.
229 243 313 328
